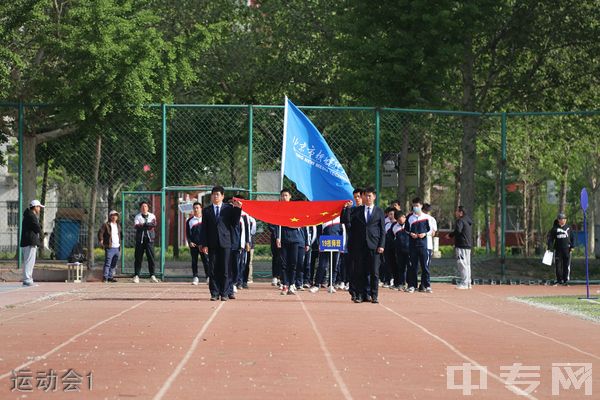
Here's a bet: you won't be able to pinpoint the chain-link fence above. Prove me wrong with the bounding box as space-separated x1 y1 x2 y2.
1 102 598 282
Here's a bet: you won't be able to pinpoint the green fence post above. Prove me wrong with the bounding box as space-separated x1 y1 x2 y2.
17 102 24 269
375 108 381 206
500 112 507 280
161 103 167 277
248 105 254 200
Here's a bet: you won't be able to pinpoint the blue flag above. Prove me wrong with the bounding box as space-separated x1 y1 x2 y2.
282 98 354 201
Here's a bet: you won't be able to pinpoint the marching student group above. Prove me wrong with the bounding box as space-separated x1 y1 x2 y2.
104 185 474 302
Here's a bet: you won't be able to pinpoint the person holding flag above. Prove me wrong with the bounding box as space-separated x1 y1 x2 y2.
342 187 385 303
201 186 243 301
275 189 309 295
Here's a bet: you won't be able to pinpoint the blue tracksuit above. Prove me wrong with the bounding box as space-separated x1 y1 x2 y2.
407 213 430 289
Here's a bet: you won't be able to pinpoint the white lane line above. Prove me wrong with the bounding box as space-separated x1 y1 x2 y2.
1 287 113 323
0 288 171 381
380 303 537 400
298 295 353 400
0 285 28 294
0 290 77 309
439 298 600 361
153 301 225 400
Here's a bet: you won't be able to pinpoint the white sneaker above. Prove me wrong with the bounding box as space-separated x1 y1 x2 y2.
150 275 159 283
233 285 238 293
303 283 311 289
288 285 296 294
382 283 390 288
456 285 469 290
205 277 210 284
407 287 415 293
309 286 319 293
192 277 199 285
344 283 350 291
132 275 139 283
271 277 278 286
425 287 433 293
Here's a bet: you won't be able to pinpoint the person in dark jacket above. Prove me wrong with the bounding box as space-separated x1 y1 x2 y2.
406 198 431 293
275 188 309 296
200 186 243 301
448 205 473 289
341 187 385 303
20 200 44 286
133 201 158 283
392 210 410 290
547 213 574 286
186 202 208 285
98 210 122 283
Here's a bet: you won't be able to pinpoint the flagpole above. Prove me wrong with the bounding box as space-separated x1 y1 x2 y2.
277 97 289 279
280 96 289 191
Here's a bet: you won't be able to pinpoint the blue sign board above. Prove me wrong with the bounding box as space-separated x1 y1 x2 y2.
319 235 344 252
581 187 588 211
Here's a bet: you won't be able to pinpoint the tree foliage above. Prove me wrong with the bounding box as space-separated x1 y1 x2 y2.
0 0 599 257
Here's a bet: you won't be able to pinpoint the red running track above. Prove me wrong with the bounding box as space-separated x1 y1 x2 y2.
0 282 598 399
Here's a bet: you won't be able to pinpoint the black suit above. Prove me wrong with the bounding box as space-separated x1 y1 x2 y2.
200 203 242 298
342 205 385 300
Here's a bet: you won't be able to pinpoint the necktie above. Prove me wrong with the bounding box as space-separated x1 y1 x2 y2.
215 206 220 219
367 207 371 222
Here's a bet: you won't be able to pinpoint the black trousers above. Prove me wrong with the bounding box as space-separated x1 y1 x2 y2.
134 239 155 276
190 246 208 278
208 247 231 297
354 247 380 299
382 247 396 284
347 249 356 297
271 236 281 279
554 248 571 283
280 242 302 286
394 250 409 286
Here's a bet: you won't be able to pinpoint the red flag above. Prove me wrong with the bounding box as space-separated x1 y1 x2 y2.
235 198 349 228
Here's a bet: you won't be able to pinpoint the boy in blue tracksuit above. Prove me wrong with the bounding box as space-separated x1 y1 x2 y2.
382 207 397 287
310 217 344 292
406 197 431 293
393 210 410 290
276 189 309 295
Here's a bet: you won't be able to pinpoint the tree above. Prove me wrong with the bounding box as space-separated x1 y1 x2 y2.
2 0 194 265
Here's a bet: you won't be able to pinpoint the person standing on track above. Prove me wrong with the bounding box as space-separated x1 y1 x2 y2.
186 202 208 286
98 210 122 283
200 186 243 301
406 197 431 293
342 187 385 304
20 200 44 287
547 213 574 286
392 210 410 291
448 205 473 290
275 188 309 295
421 203 437 290
133 201 158 284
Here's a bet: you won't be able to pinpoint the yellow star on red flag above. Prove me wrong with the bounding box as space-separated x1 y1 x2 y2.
233 198 349 228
